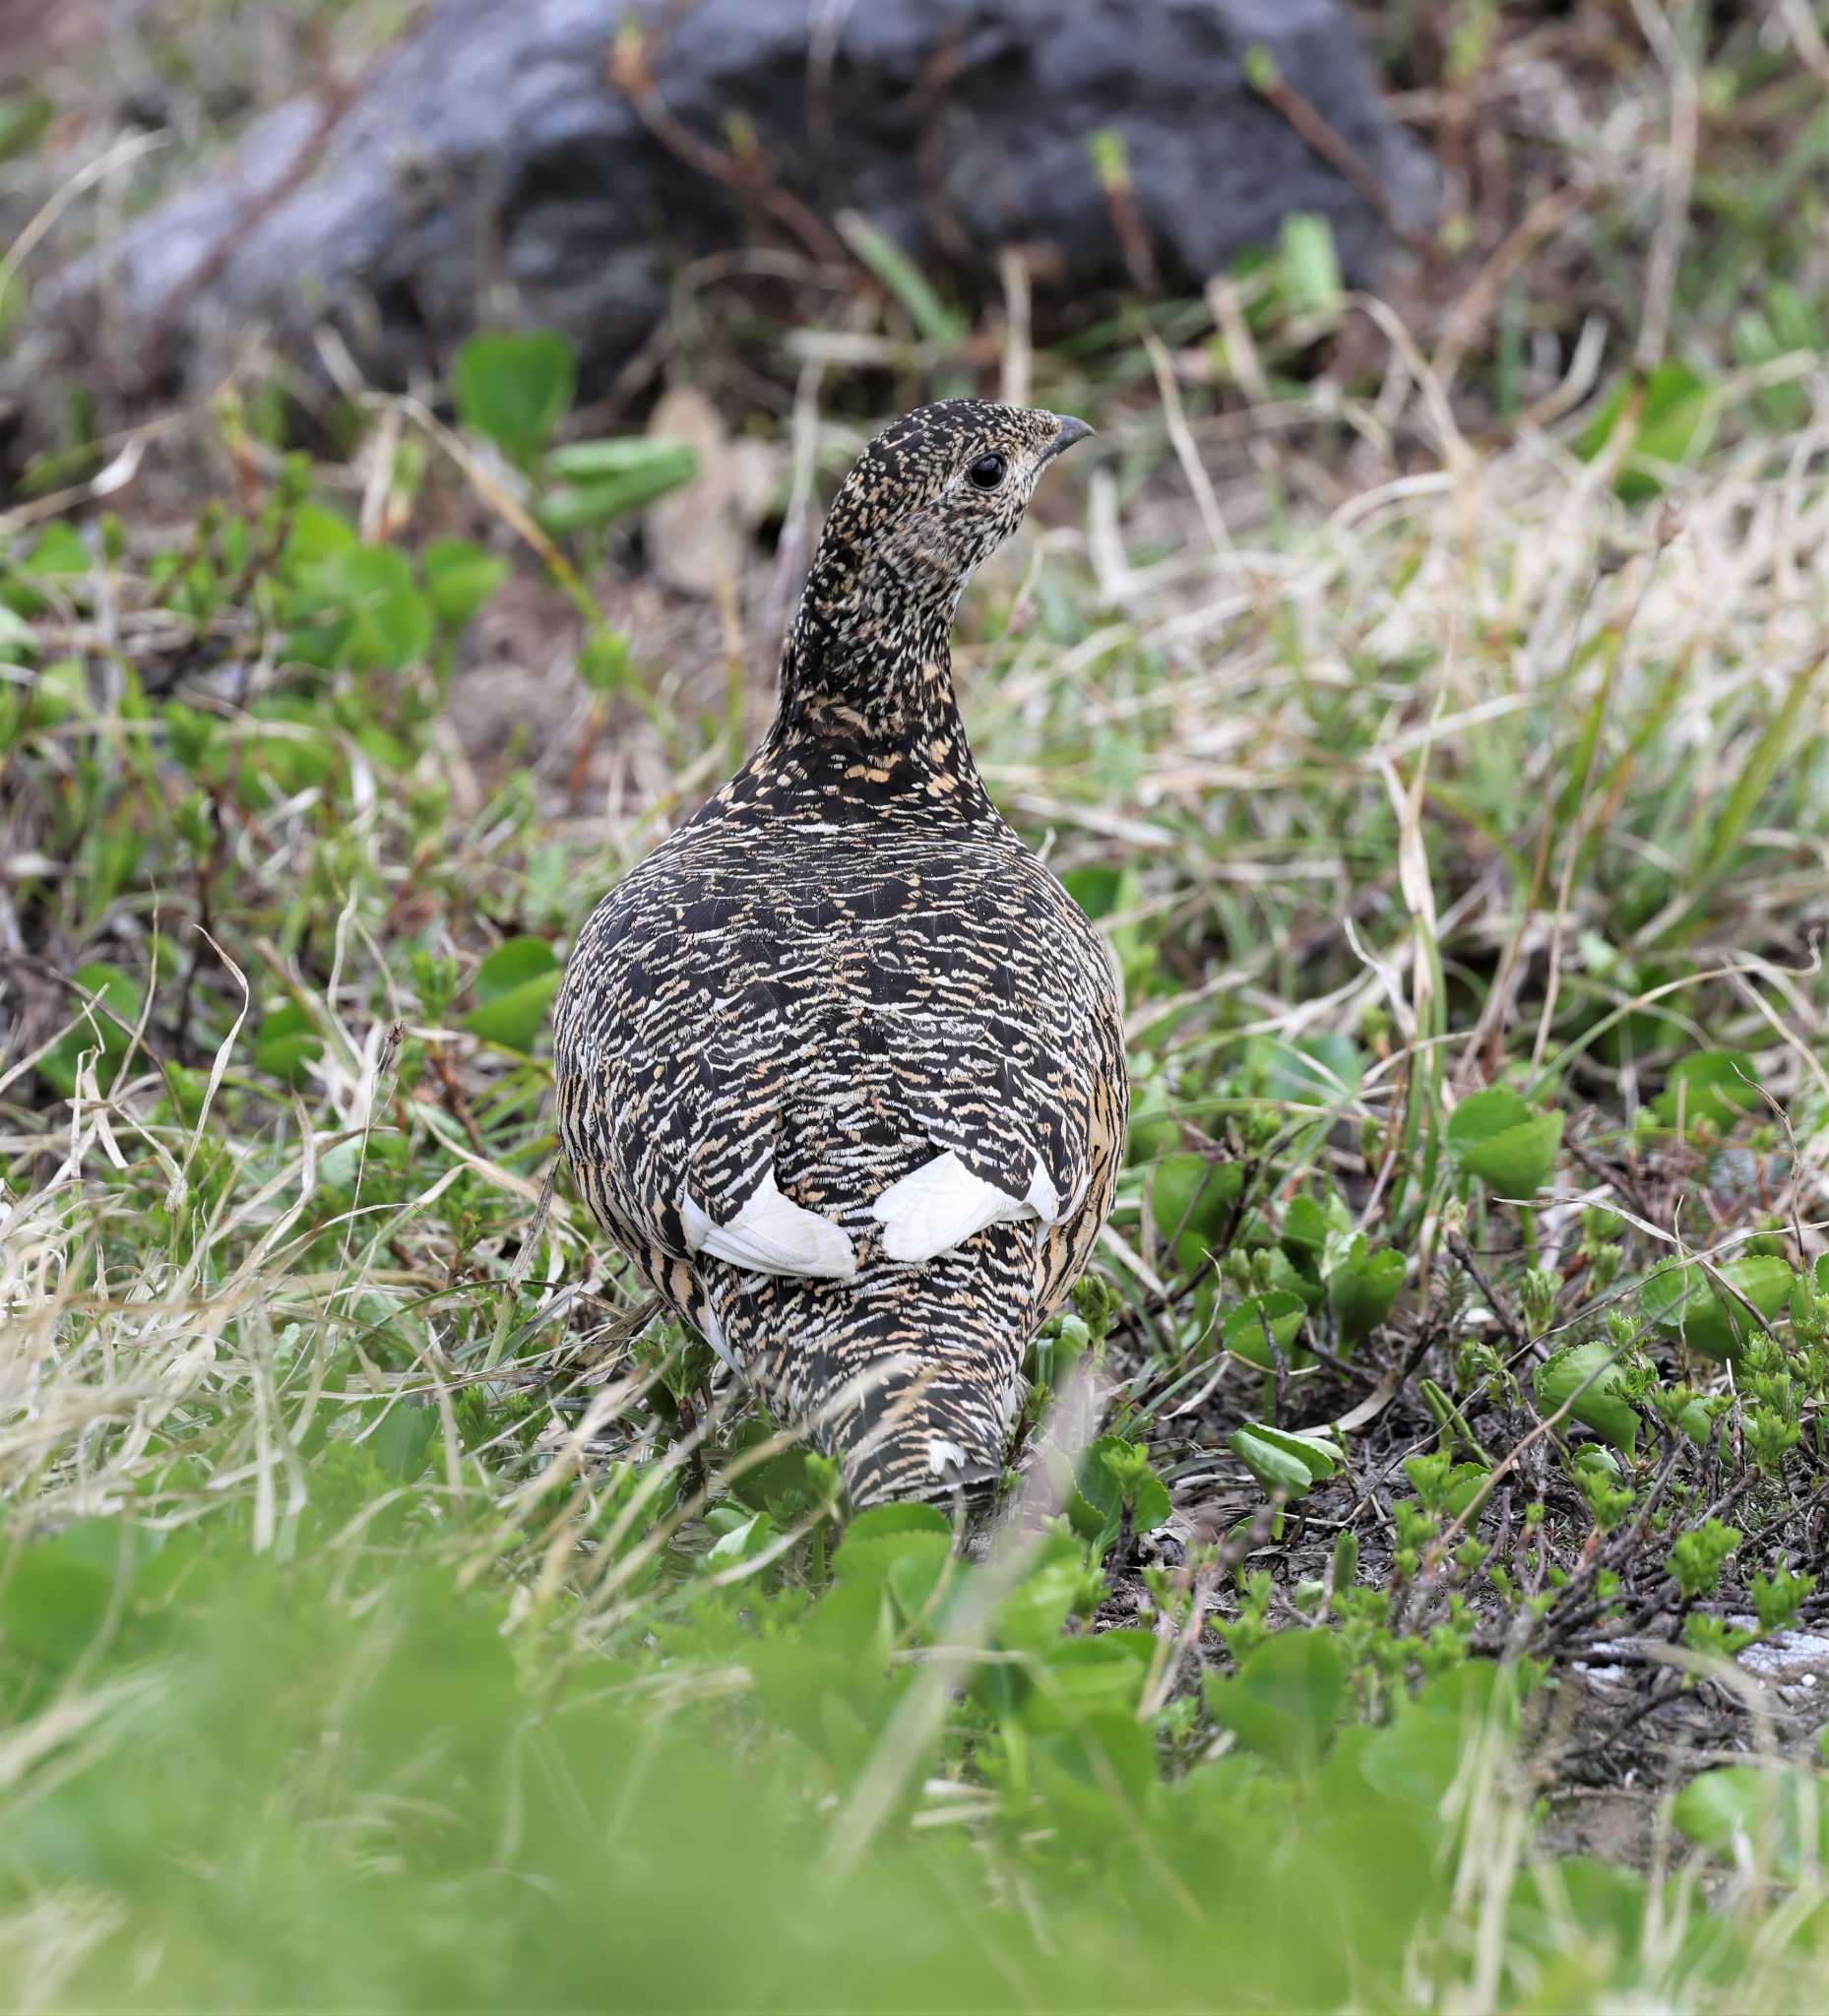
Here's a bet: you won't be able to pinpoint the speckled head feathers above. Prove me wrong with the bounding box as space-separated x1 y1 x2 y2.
783 401 1092 741
810 400 1089 613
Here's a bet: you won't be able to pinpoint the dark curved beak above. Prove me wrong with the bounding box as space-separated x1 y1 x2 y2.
1040 413 1095 465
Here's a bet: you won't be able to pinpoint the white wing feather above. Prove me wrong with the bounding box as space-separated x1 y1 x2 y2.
680 1172 856 1280
871 1149 1058 1266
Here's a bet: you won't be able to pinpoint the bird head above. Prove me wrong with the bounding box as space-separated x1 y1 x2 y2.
799 400 1094 641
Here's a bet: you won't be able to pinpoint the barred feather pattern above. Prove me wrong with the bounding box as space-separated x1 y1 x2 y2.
554 402 1127 1504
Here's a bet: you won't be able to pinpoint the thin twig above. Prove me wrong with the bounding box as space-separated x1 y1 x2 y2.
607 24 850 269
1253 68 1423 247
138 32 403 388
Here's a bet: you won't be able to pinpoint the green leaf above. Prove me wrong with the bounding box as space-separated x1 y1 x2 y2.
38 963 142 1099
1441 1461 1493 1518
1230 1421 1340 1500
1150 1152 1241 1264
840 1503 951 1549
886 1540 953 1624
239 700 339 803
0 1520 136 1670
462 937 562 1053
724 1419 815 1515
372 1405 438 1485
422 539 508 628
0 92 53 163
536 440 699 534
471 937 560 999
1732 308 1811 427
27 522 91 575
1031 1710 1159 1821
1279 212 1343 321
453 329 577 463
1242 41 1281 93
25 657 90 730
255 1001 325 1087
1087 126 1130 189
353 723 411 775
833 1529 953 1598
1673 1765 1826 1880
1262 1241 1322 1310
1446 1088 1562 1195
1641 1255 1797 1361
543 437 699 484
1575 362 1714 502
1533 1342 1639 1457
1281 1193 1334 1258
1205 1629 1345 1771
829 1507 955 1604
1653 1049 1762 1131
1074 1437 1170 1537
703 1509 765 1564
577 626 632 696
1025 1632 1156 1731
1765 279 1823 354
1060 863 1124 919
1676 1396 1718 1446
279 500 356 573
0 601 37 660
299 544 432 670
1221 1291 1306 1368
1325 1235 1406 1346
1229 1427 1315 1497
1356 1666 1517 1810
1508 1859 1654 1975
986 1539 1092 1660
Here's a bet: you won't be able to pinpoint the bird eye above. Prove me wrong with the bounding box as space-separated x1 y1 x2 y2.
967 452 1007 491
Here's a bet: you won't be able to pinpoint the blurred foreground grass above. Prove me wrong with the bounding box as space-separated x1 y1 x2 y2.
0 1508 1770 2012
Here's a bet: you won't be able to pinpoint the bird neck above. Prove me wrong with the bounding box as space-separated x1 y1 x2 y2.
758 549 998 818
775 593 962 748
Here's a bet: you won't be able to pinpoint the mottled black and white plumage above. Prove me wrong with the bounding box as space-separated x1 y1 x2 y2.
554 401 1127 1504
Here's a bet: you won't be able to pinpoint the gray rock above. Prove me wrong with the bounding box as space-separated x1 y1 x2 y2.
63 0 1432 392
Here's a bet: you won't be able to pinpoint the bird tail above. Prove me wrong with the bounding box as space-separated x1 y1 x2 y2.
813 1348 1020 1510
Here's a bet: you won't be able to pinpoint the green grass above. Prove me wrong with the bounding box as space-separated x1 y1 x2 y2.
7 5 1829 2007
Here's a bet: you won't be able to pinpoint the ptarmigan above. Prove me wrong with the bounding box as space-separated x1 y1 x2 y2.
553 401 1127 1505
